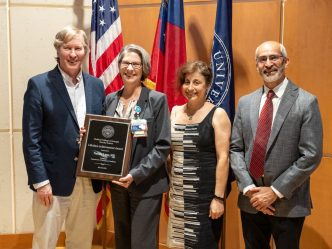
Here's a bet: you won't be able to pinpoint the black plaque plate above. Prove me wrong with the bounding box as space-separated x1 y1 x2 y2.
76 114 132 180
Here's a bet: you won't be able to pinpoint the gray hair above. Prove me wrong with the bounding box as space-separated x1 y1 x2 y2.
53 26 88 63
255 41 288 59
118 44 151 81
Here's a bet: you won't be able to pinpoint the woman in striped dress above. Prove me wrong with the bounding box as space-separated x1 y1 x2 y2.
167 61 231 249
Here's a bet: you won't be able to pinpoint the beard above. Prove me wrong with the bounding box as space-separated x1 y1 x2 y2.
260 63 286 83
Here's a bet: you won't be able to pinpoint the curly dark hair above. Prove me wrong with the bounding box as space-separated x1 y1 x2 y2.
177 60 212 90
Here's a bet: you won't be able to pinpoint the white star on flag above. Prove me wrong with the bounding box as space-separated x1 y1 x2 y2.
99 19 105 26
89 0 124 95
99 5 105 12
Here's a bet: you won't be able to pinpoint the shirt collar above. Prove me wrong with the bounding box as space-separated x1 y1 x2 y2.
58 65 83 87
263 77 289 99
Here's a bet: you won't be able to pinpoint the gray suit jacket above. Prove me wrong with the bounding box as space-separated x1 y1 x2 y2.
104 86 171 197
230 80 323 217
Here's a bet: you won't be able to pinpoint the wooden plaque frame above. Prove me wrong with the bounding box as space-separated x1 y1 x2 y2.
76 114 132 181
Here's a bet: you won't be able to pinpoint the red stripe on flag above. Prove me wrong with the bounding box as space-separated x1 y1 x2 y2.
105 74 123 95
149 49 164 88
95 33 123 78
149 19 164 83
156 22 187 109
88 52 94 76
96 184 111 230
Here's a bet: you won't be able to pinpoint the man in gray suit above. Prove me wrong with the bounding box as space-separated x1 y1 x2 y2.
230 41 323 249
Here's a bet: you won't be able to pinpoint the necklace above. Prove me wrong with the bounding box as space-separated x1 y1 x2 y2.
187 114 194 120
185 102 205 120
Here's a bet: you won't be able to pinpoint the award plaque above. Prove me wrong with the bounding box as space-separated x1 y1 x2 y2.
76 114 132 180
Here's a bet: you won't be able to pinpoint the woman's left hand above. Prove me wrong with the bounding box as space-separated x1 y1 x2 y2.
112 174 134 189
209 199 225 219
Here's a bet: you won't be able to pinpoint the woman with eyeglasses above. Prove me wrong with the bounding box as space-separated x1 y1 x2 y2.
104 44 171 249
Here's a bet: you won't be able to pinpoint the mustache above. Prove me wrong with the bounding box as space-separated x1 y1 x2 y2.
263 62 285 74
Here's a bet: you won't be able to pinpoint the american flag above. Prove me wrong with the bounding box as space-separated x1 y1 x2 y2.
89 0 124 95
89 0 123 230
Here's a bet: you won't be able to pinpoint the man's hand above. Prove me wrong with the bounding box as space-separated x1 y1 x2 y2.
247 187 277 215
112 174 134 189
37 183 53 207
78 127 86 145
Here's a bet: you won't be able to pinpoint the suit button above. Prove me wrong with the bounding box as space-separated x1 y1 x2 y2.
74 157 78 161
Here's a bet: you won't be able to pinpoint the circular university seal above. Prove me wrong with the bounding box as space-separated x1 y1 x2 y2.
207 33 232 107
102 125 115 139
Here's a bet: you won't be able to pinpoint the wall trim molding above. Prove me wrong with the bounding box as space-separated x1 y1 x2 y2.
0 231 169 249
0 232 66 248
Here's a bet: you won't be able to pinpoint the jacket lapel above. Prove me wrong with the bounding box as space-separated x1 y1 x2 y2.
250 88 263 137
266 81 298 151
136 86 149 118
108 90 122 116
83 73 93 114
131 86 150 158
50 66 79 128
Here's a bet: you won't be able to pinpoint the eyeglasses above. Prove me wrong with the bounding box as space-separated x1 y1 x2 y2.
256 55 284 64
120 61 142 69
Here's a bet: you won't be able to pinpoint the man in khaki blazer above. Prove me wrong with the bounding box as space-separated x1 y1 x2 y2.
230 41 323 249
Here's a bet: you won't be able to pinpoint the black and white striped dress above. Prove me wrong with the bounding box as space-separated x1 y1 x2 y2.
167 107 222 249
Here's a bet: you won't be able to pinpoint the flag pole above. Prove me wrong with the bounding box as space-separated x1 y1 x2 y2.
279 0 286 44
101 182 107 249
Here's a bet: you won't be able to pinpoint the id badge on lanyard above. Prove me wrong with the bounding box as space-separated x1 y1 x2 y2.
131 105 148 137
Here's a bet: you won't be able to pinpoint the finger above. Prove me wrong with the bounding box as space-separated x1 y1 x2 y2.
118 177 133 186
249 188 260 194
112 180 128 188
112 180 123 186
262 208 274 215
38 195 45 205
253 202 263 210
44 196 50 207
250 195 260 203
265 210 274 215
39 194 48 207
251 198 265 208
251 200 260 207
38 192 46 203
48 194 53 205
118 177 128 182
